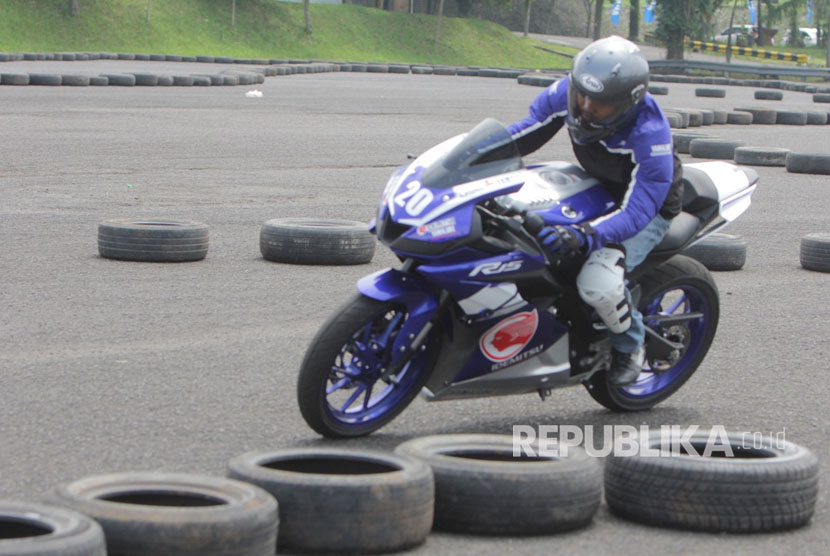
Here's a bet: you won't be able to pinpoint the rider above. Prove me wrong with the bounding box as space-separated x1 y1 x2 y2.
508 35 683 386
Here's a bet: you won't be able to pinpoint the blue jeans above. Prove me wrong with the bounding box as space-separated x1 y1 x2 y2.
608 214 672 354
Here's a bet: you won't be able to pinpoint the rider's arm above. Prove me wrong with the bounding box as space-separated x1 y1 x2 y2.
508 77 569 157
586 108 676 248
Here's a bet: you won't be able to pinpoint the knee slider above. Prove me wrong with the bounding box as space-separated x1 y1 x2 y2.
576 247 631 333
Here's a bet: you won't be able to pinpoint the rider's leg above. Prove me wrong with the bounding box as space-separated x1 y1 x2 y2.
578 214 672 385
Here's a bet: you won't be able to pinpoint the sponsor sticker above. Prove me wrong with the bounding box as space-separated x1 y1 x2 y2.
417 217 458 239
479 310 539 362
650 143 673 157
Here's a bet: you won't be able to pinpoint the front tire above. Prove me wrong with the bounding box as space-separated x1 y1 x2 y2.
586 255 719 411
297 294 437 438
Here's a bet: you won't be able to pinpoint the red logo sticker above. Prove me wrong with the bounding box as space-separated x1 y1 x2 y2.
479 310 539 362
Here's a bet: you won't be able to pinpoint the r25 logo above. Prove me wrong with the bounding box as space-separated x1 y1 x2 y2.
469 260 523 277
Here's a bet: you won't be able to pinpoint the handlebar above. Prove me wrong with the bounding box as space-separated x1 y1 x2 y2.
484 198 546 235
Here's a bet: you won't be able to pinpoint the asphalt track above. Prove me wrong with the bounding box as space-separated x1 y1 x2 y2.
1 60 828 555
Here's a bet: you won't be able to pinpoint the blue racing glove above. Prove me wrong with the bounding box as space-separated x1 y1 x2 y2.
537 224 596 264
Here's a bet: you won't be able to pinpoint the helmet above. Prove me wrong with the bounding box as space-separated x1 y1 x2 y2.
566 36 650 145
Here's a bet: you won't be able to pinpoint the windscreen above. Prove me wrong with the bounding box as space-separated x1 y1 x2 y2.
420 118 523 190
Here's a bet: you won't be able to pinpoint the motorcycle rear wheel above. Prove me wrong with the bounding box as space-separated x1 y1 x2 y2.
586 255 719 411
297 294 437 438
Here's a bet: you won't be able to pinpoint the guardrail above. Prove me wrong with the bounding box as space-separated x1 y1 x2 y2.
648 58 830 81
688 40 808 63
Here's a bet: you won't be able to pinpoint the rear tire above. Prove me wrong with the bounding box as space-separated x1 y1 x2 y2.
586 255 719 411
297 294 437 438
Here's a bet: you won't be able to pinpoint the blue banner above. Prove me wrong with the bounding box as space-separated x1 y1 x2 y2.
611 0 622 26
747 0 757 25
808 0 814 25
644 0 656 24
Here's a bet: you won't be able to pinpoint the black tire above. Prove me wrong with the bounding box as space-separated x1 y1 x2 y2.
28 73 62 86
131 73 158 86
800 233 830 272
806 111 828 125
156 75 174 86
411 66 434 75
395 434 602 535
665 112 683 129
689 138 746 159
172 75 194 86
227 448 433 553
89 76 108 86
672 132 715 155
102 73 135 86
686 109 703 127
786 152 830 175
776 109 808 125
813 93 830 103
711 109 728 124
682 233 747 270
259 218 375 265
366 63 389 73
97 219 209 262
733 146 790 167
604 429 819 532
755 89 783 100
586 255 719 411
648 85 668 95
51 472 278 556
695 87 726 98
0 502 106 556
734 107 777 124
725 111 753 124
389 63 410 74
60 75 90 87
297 293 437 438
698 109 714 125
664 108 689 128
1 73 29 85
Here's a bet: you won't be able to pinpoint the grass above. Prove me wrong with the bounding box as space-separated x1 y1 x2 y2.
0 0 574 70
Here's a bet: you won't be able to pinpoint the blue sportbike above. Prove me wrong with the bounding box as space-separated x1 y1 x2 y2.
297 119 757 438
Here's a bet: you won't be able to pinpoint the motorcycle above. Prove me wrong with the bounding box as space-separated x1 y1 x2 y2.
297 118 758 438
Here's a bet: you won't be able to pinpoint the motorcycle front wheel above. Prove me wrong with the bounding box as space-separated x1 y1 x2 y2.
297 293 438 438
586 255 720 411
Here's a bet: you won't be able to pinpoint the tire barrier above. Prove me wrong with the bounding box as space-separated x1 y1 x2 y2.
725 111 753 124
755 89 783 100
786 152 830 175
689 138 746 159
672 132 717 154
260 218 375 265
98 219 210 262
0 502 106 556
800 233 830 273
395 434 602 535
776 110 808 125
733 146 791 167
648 85 668 95
734 107 777 125
682 233 747 271
813 93 830 103
227 448 433 553
698 109 715 125
695 87 726 98
806 111 828 125
28 73 62 86
712 109 728 124
604 429 819 532
51 472 278 556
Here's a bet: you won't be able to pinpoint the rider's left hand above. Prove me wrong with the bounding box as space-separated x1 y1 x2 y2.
537 224 595 264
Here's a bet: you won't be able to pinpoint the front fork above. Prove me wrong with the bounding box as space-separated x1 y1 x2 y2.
356 263 447 384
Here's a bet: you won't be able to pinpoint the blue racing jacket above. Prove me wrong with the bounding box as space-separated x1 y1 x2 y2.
508 75 683 248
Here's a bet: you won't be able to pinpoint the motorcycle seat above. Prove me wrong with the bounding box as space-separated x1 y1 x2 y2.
680 165 719 215
652 211 700 253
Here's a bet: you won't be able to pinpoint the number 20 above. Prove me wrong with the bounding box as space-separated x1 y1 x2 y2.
394 181 433 216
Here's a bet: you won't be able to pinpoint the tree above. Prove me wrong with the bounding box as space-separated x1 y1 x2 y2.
304 0 312 34
522 0 535 37
582 0 595 38
593 0 604 39
435 0 445 41
655 0 723 59
629 0 640 41
69 0 79 16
